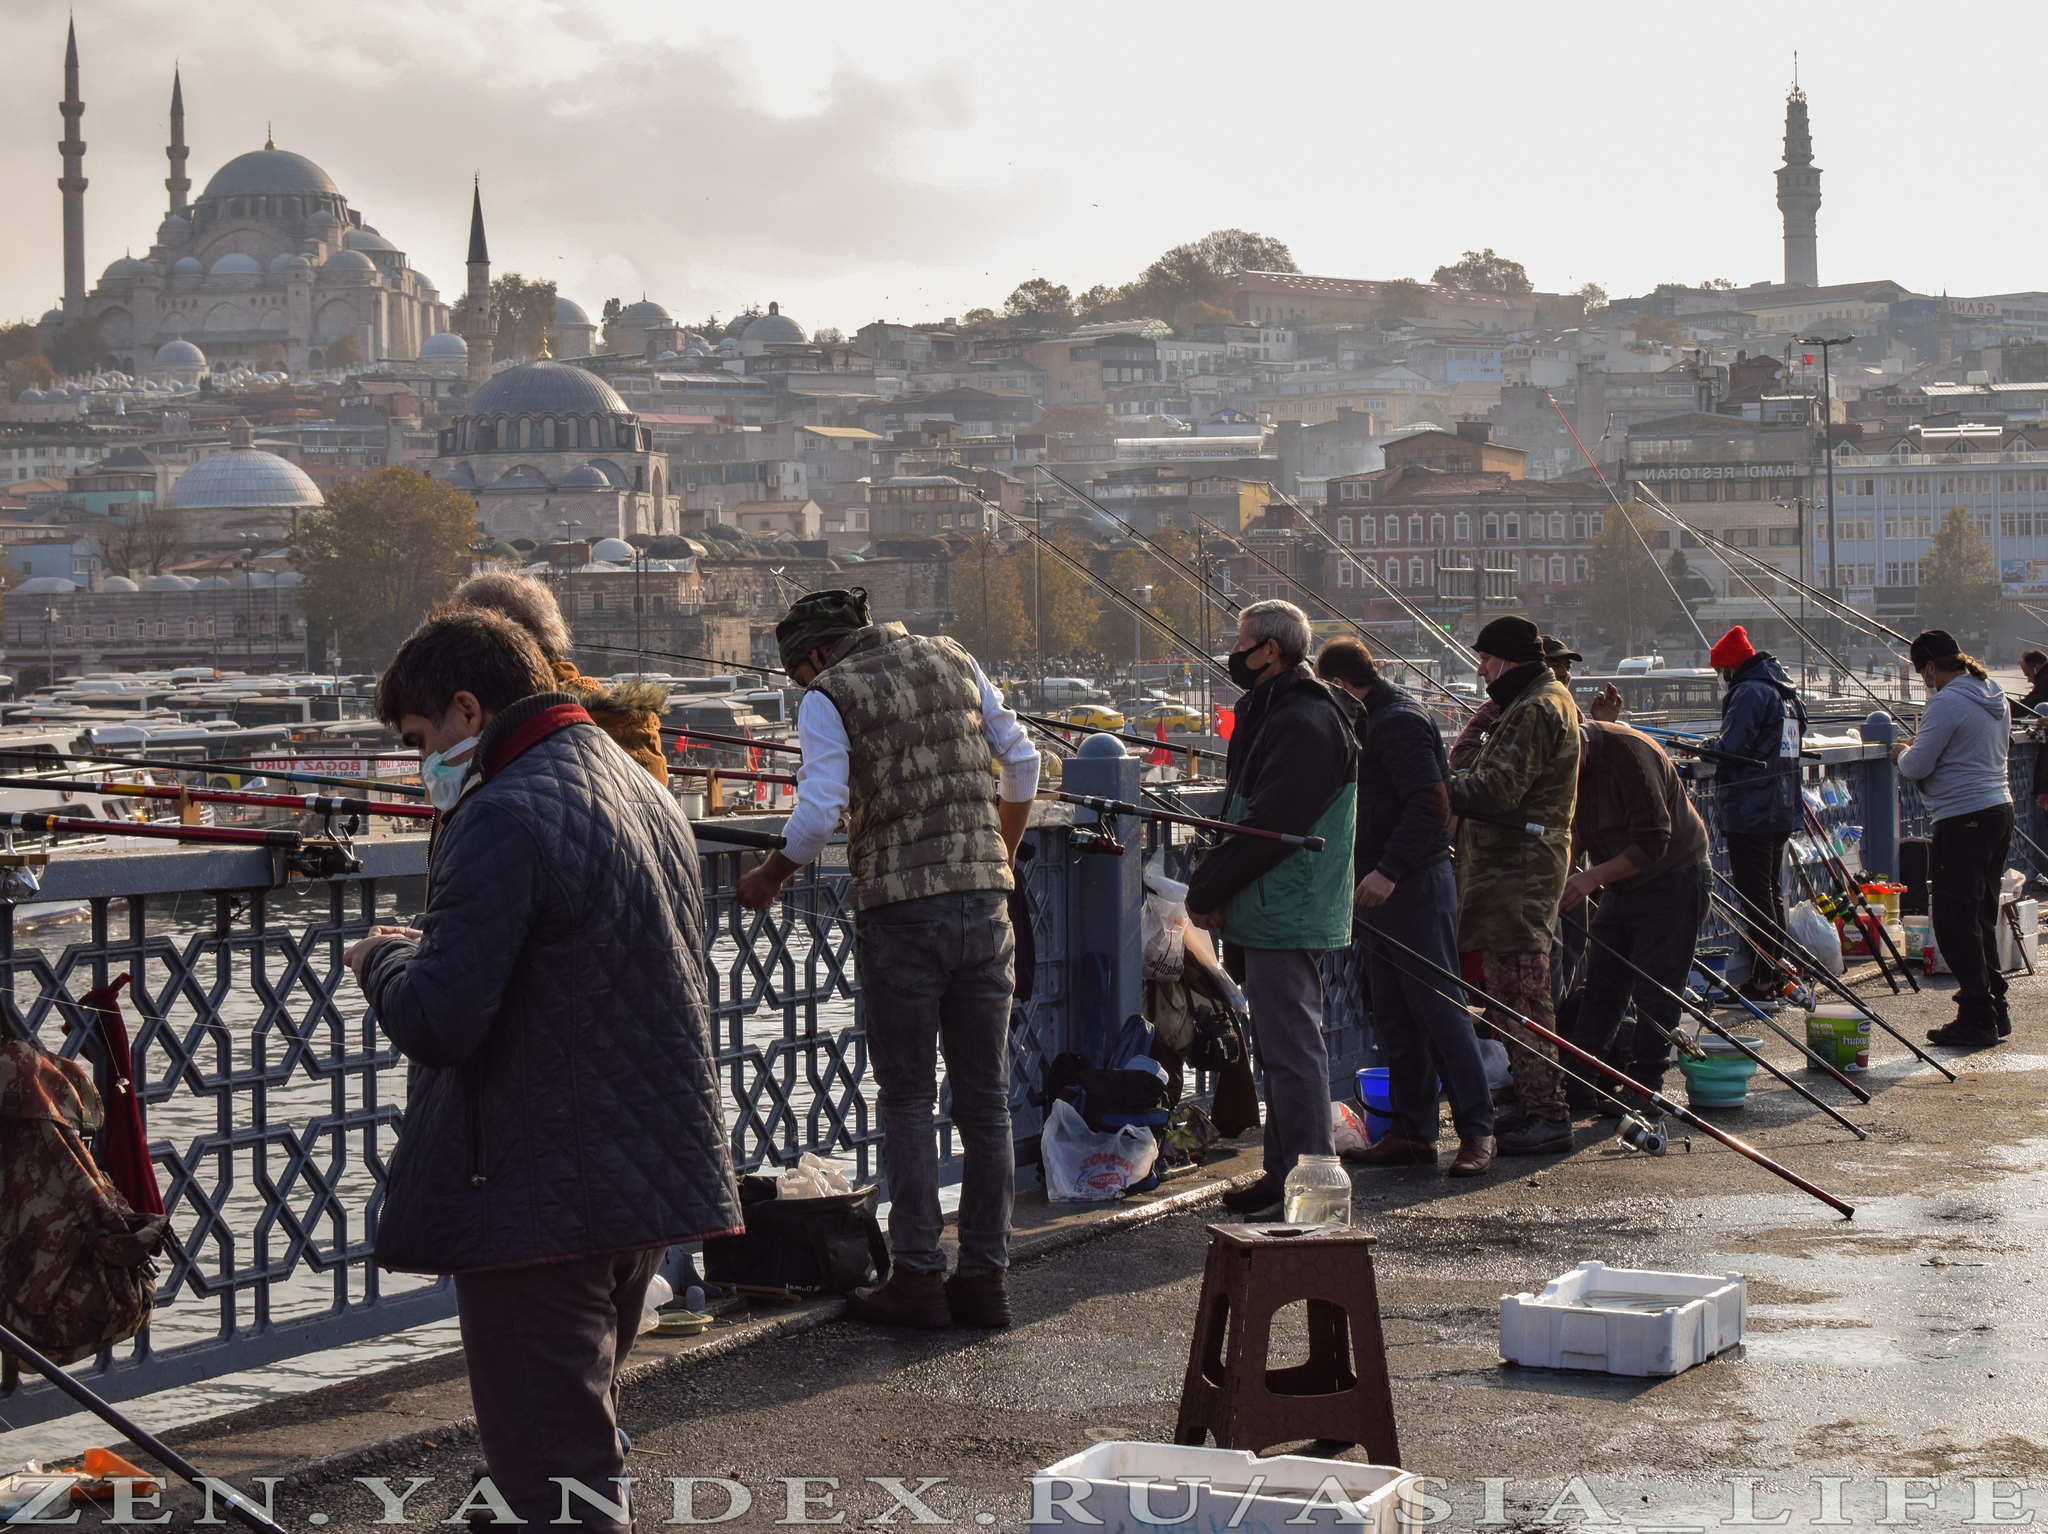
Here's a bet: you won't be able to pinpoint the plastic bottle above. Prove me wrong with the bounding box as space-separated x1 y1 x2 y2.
1281 1154 1352 1227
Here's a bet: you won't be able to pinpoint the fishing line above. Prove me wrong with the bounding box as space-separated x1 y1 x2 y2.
1038 467 1240 618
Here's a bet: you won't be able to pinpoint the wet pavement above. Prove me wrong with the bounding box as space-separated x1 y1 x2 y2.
35 964 2048 1530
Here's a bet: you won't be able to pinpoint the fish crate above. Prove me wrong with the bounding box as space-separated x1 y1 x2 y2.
1500 1260 1745 1377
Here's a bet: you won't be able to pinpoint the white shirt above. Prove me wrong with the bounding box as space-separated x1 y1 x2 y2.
781 656 1040 868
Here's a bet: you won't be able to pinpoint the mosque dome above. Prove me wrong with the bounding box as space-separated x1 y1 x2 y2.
15 578 78 595
492 466 549 489
17 388 44 403
210 252 263 276
323 249 376 272
590 537 636 562
467 359 630 418
166 446 322 513
154 337 206 366
555 297 591 326
39 308 64 326
171 257 204 275
342 228 394 252
100 576 140 593
618 299 670 323
419 332 468 360
560 463 611 489
202 146 341 199
416 275 439 297
102 255 151 281
742 302 806 347
156 213 190 241
145 575 198 592
268 252 309 273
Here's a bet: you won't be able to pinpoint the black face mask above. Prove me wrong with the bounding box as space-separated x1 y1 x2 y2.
1228 643 1269 689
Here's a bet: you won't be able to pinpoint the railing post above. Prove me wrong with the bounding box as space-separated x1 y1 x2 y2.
1062 733 1143 1064
1859 711 1899 878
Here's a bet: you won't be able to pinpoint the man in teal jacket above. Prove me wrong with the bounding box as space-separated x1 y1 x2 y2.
1187 600 1358 1216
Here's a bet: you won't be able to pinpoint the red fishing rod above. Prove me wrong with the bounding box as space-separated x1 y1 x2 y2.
0 776 434 820
668 765 799 787
664 726 803 755
23 748 425 799
0 810 303 849
1015 711 1229 763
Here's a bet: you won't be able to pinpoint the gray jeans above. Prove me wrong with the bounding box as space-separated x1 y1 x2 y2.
1241 946 1335 1179
453 1245 663 1531
855 889 1016 1275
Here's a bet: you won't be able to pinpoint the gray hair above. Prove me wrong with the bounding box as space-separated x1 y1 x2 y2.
1240 599 1312 666
449 572 573 662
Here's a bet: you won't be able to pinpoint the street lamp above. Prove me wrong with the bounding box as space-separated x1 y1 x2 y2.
238 547 255 670
1133 583 1153 680
44 606 56 689
1797 333 1854 646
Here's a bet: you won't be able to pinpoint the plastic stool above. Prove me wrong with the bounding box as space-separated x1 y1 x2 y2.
1172 1222 1400 1463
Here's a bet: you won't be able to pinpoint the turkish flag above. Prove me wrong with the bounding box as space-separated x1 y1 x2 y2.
1147 721 1173 766
1215 706 1235 741
1803 353 1814 365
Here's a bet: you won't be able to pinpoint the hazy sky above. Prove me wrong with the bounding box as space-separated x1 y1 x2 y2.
6 0 2043 338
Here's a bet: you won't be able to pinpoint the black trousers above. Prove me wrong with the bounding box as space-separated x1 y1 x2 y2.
1931 803 2014 1016
1568 864 1709 1091
1725 831 1791 982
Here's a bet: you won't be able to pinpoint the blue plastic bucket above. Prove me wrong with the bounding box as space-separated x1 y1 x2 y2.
1356 1067 1392 1144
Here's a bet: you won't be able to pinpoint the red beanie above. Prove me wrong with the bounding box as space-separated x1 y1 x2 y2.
1709 626 1757 670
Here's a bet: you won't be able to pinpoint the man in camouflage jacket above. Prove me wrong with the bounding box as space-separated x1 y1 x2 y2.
1448 616 1581 1155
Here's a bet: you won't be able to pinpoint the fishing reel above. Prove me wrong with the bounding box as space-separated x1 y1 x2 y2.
1071 819 1126 857
0 828 47 904
284 812 364 881
1617 1112 1691 1157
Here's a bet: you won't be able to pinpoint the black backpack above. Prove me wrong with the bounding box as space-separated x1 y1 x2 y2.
702 1175 890 1295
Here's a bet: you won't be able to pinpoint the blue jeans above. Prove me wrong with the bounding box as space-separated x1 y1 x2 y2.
855 890 1016 1275
1356 858 1495 1142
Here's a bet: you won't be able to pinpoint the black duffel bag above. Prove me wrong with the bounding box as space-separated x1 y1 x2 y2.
701 1174 890 1295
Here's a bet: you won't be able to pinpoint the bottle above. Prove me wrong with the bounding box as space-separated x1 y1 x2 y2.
1282 1154 1352 1227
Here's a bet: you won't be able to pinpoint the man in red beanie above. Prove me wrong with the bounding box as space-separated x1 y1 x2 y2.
1707 626 1807 1007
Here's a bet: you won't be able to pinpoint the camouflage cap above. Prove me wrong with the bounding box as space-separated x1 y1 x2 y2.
776 587 872 675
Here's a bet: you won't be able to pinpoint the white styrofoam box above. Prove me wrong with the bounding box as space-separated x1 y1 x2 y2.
1032 1443 1415 1532
1500 1260 1745 1377
1998 898 2039 973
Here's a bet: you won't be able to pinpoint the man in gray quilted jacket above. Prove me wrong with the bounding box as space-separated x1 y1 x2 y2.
346 607 740 1532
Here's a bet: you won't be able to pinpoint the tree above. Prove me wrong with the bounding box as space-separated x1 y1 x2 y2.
491 273 558 361
1131 247 1230 322
1375 277 1431 327
1096 547 1165 662
1015 528 1096 661
1187 229 1296 275
1174 300 1236 329
950 531 1029 663
1581 504 1681 657
814 326 845 344
1576 281 1608 310
1073 284 1126 323
956 310 996 334
1700 277 1736 290
249 341 288 371
7 354 56 398
1536 282 1609 328
1004 279 1074 329
290 467 480 669
322 332 362 371
45 318 113 377
1916 505 2001 642
0 323 41 366
1631 312 1684 348
1431 248 1532 295
91 503 186 577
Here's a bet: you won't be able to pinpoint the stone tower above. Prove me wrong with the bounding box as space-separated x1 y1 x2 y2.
58 18 87 318
460 178 495 396
1775 66 1821 289
165 66 190 216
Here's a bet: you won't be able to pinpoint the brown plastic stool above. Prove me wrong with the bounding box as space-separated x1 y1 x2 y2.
1173 1222 1400 1463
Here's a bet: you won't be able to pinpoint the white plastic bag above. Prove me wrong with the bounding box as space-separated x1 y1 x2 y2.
1331 1100 1370 1155
775 1152 854 1200
637 1273 674 1335
1142 851 1189 980
1041 1099 1159 1202
1789 900 1845 975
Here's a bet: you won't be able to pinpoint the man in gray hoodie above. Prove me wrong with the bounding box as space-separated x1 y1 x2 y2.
1893 629 2014 1047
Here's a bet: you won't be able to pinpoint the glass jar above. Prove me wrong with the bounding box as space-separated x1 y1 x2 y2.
1281 1154 1352 1227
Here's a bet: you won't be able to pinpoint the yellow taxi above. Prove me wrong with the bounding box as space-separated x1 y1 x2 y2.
1137 702 1204 735
1059 704 1127 732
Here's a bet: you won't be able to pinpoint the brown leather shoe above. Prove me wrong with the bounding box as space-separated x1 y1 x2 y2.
943 1267 1013 1329
844 1265 951 1329
1447 1135 1496 1178
1342 1134 1437 1166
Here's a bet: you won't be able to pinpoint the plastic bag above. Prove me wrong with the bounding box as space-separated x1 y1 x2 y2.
1041 1099 1159 1202
1789 900 1845 975
1331 1100 1370 1155
1142 851 1188 980
776 1152 854 1200
637 1273 673 1335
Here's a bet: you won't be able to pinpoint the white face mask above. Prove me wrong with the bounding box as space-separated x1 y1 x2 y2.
422 736 479 812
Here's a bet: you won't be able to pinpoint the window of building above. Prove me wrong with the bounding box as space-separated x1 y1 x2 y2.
1407 515 1423 543
2006 510 2037 538
1453 514 1469 541
1574 556 1588 582
1505 517 1521 540
1483 517 1498 540
1549 516 1563 539
1529 557 1544 584
1430 515 1446 543
1768 526 1799 546
1726 527 1759 546
134 620 144 639
1337 516 1353 543
1382 562 1398 588
1409 557 1425 586
259 615 272 638
185 618 196 638
1356 516 1374 543
1338 559 1353 588
155 620 164 638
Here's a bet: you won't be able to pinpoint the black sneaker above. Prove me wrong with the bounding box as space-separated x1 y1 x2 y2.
1221 1175 1283 1215
1996 998 2013 1038
1927 1018 2001 1050
1497 1117 1575 1156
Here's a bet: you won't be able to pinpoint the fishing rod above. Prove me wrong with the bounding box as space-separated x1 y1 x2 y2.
1 809 302 849
23 749 426 798
1630 483 1918 735
1369 921 1855 1216
1800 803 1918 992
1624 723 1771 770
1707 872 1955 1080
1705 966 1871 1106
665 725 803 755
1543 393 1712 651
1038 467 1240 619
1041 788 1326 850
1016 711 1227 763
1186 508 1477 715
574 640 785 677
0 1319 292 1534
0 776 434 820
690 823 788 850
668 765 798 788
1263 487 1484 672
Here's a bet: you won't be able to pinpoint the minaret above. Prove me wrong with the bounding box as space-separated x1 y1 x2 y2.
460 177 495 395
1775 59 1821 289
165 65 189 216
57 17 87 317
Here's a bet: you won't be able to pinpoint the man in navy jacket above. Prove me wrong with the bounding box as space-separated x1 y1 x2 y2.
1316 639 1495 1177
1707 626 1808 1008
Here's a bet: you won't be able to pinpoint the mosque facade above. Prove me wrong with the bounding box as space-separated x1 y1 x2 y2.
41 30 451 375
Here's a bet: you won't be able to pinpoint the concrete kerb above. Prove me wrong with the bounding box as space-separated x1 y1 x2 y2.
265 1162 1265 1491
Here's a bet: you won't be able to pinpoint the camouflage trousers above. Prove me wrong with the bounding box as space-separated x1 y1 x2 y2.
1483 950 1567 1121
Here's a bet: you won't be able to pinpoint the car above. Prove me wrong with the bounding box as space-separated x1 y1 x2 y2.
1137 703 1204 734
1060 704 1127 732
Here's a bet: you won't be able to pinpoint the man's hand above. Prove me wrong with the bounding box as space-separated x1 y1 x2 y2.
1187 906 1225 931
1589 684 1623 723
1891 741 1909 763
344 925 419 985
1560 869 1603 910
2036 793 2048 811
1354 870 1395 908
736 866 786 911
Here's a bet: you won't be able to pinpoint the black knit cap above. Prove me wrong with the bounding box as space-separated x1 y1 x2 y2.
776 587 872 675
1908 629 1961 669
1475 615 1543 665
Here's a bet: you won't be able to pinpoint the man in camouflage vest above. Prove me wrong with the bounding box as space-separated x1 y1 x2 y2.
738 589 1039 1329
1448 616 1581 1156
